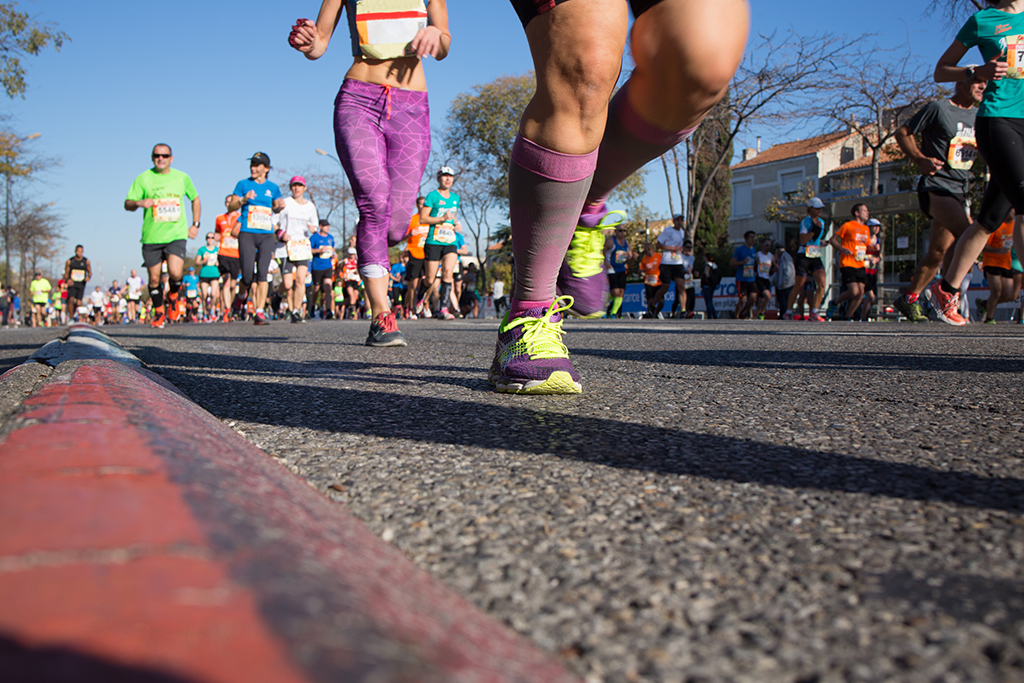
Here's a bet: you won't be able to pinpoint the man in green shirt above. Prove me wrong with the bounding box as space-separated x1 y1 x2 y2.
124 143 202 328
29 272 51 327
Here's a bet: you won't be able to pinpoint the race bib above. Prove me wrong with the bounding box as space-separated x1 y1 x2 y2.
1003 236 1014 250
186 290 198 298
355 0 427 60
320 245 334 259
71 269 86 282
615 250 628 264
152 198 182 223
684 271 693 282
1005 35 1024 79
742 265 755 279
662 252 682 265
805 245 821 258
758 262 771 278
645 274 659 286
204 252 218 266
855 246 866 262
247 205 273 231
287 238 312 262
433 226 456 244
222 235 239 250
947 133 978 171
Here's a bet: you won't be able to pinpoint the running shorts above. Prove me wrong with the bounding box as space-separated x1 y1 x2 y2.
659 264 686 282
199 276 218 286
917 188 965 220
737 281 758 296
755 277 772 295
424 243 457 261
406 256 426 280
68 283 86 301
607 271 627 290
511 0 664 27
142 240 187 268
984 265 1015 279
218 255 242 279
311 268 333 289
865 272 878 295
840 266 867 285
796 255 824 275
277 258 309 275
644 284 659 305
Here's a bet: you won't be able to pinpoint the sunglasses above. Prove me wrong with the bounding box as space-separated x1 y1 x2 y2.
152 153 171 159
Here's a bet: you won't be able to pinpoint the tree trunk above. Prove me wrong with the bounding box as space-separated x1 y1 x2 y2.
660 155 675 218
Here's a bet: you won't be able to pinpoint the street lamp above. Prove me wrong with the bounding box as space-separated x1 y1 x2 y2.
315 148 349 245
4 132 41 289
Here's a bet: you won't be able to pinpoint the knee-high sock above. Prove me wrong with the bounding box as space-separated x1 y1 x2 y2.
610 296 623 315
438 281 452 311
168 279 182 296
149 287 163 310
509 136 598 302
586 81 698 208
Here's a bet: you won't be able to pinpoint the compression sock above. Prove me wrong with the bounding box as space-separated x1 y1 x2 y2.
610 296 623 316
439 281 452 310
149 287 163 310
168 279 182 296
940 278 958 294
509 135 598 301
509 298 550 319
585 81 698 208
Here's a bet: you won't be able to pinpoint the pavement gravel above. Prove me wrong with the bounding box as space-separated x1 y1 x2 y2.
91 318 1024 683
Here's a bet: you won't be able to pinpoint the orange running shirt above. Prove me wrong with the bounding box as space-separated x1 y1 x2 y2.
640 253 661 287
215 211 241 258
836 221 870 269
405 213 429 260
983 219 1014 270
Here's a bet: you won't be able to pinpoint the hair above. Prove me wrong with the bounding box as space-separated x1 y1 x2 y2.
152 143 172 155
75 244 83 250
851 203 867 217
416 196 425 203
744 230 756 239
225 194 233 202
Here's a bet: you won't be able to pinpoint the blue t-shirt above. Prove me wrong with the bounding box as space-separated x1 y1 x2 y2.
390 262 407 290
310 232 335 271
183 273 200 295
424 189 461 246
798 216 828 257
733 245 757 282
608 236 629 273
233 178 282 233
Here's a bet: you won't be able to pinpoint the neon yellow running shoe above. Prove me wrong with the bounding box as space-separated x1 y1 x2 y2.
488 296 582 395
557 207 627 317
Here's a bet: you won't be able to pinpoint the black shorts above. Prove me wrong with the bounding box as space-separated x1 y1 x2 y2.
840 267 867 285
976 116 1024 232
199 276 219 286
218 255 241 279
865 272 878 295
142 239 187 268
660 264 686 282
67 283 86 301
755 277 772 295
984 265 1015 279
511 0 663 27
737 280 758 296
917 188 965 220
311 268 333 289
390 287 406 303
607 271 627 290
277 258 309 276
796 255 825 275
406 256 426 280
453 270 463 282
424 243 457 261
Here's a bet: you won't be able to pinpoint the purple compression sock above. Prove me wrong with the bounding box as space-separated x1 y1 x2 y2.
509 136 598 302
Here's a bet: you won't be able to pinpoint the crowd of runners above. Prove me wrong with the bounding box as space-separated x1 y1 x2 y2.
15 0 1024 395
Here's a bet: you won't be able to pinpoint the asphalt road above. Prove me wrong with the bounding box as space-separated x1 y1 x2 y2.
26 318 1024 682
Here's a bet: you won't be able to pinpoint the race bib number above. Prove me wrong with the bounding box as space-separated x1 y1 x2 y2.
222 235 239 250
287 238 312 262
758 262 771 278
684 271 693 282
662 252 682 265
805 244 821 258
645 274 659 286
742 265 755 279
71 269 86 282
152 198 182 223
204 252 218 266
186 290 198 299
247 205 273 231
1005 35 1024 79
433 226 457 244
615 250 628 264
855 246 866 262
355 0 427 60
1003 236 1014 250
320 245 334 259
947 133 978 171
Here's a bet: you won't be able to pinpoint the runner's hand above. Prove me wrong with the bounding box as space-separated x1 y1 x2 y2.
289 19 317 53
914 156 945 176
411 26 443 59
135 199 155 209
244 190 257 200
188 225 199 240
979 52 1008 81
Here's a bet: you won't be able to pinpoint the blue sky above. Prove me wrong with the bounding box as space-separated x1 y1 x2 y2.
8 0 962 286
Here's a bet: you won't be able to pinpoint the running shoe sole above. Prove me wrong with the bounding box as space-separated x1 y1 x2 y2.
493 371 582 395
929 283 967 326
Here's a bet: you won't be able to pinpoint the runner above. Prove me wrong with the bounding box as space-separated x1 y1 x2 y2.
124 143 201 329
787 198 829 322
930 3 1024 325
390 251 408 317
107 280 123 324
276 176 319 323
404 196 429 319
215 196 242 322
183 267 201 322
197 232 221 321
702 251 721 319
893 74 984 323
978 211 1015 323
829 203 871 321
125 268 144 323
652 215 688 318
421 166 461 320
63 245 91 321
461 261 481 318
605 225 634 318
289 1 450 345
310 218 336 320
730 231 758 319
772 240 795 321
227 152 284 326
679 239 697 318
753 238 774 319
860 219 882 321
338 246 360 319
29 272 50 328
87 286 106 326
639 242 661 318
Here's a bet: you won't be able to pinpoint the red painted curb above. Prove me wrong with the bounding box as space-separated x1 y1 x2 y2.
0 357 579 683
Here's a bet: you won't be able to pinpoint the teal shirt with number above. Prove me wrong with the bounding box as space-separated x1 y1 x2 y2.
424 189 461 246
956 8 1024 118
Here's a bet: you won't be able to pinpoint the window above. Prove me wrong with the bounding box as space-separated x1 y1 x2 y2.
780 170 803 200
841 146 855 165
732 179 752 216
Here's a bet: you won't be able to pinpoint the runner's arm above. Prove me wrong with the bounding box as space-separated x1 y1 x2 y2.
828 234 848 255
935 40 1006 83
414 0 450 61
226 195 244 212
289 1 344 61
895 124 944 176
189 197 201 239
124 198 155 211
86 260 92 280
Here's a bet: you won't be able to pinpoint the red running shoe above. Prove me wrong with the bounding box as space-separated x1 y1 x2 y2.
929 282 967 326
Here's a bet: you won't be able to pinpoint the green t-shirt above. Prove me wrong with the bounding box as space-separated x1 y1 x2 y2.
956 8 1024 118
197 245 220 279
125 167 199 244
30 278 51 304
424 189 461 246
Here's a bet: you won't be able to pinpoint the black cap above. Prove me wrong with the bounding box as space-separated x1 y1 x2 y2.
318 219 330 227
248 151 271 167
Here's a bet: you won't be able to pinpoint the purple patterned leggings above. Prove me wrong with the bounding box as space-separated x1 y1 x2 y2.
334 78 431 278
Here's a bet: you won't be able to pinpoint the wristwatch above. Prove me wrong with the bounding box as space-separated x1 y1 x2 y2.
192 221 201 228
965 65 976 80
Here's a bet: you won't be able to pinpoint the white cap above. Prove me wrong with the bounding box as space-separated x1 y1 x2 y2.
347 247 357 255
866 218 881 227
807 197 825 209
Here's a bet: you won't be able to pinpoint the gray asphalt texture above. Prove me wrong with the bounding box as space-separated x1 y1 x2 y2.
80 319 1024 681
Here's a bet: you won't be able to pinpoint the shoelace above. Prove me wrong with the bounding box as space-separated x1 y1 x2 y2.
503 296 574 359
376 312 397 333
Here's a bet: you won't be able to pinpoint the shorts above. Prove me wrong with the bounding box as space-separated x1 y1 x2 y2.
199 276 218 286
68 283 86 301
406 256 426 280
796 255 825 276
311 268 333 289
142 239 187 268
660 264 686 282
424 243 457 261
218 255 241 279
984 265 1015 279
511 0 663 27
755 277 772 295
840 266 867 286
453 270 462 282
737 280 757 296
865 272 878 295
277 258 310 276
607 271 627 290
917 188 965 220
644 284 659 305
